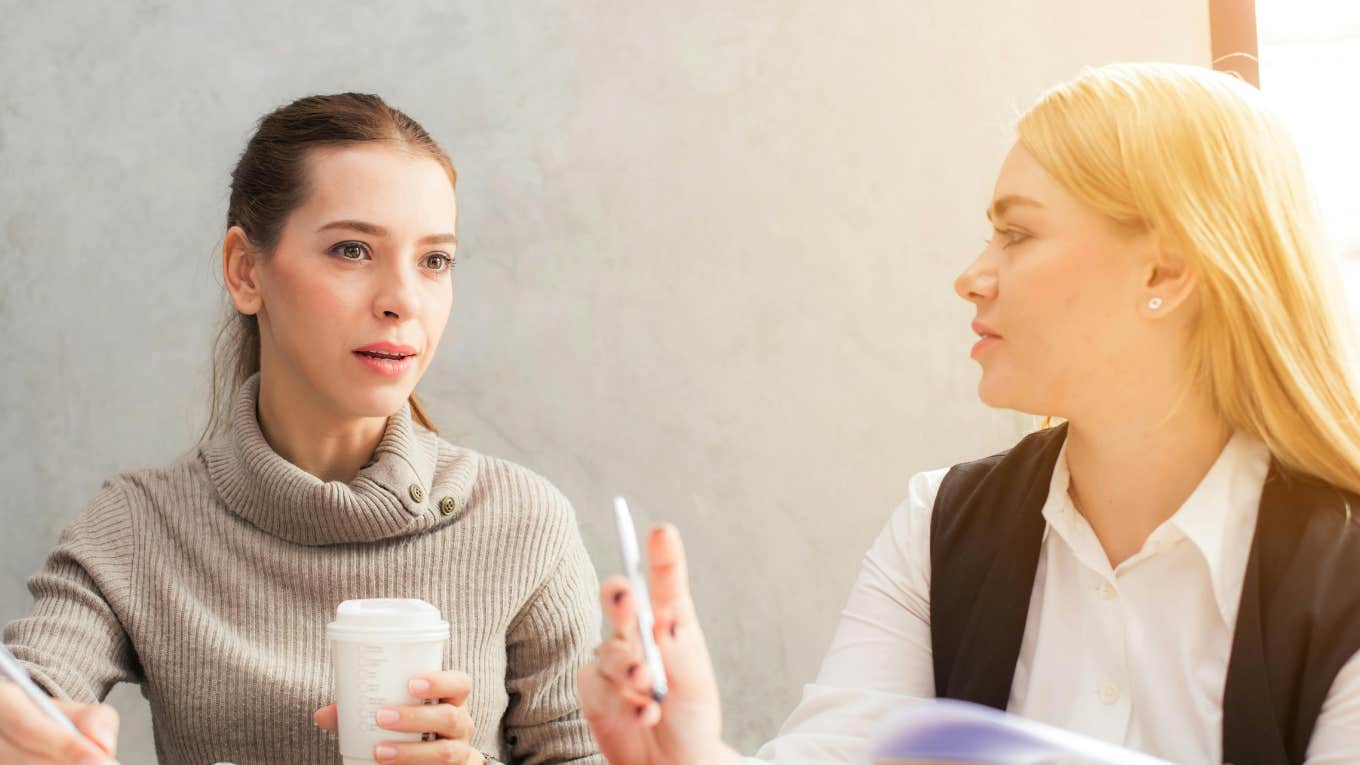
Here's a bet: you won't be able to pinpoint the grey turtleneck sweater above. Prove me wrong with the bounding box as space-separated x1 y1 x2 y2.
3 374 604 765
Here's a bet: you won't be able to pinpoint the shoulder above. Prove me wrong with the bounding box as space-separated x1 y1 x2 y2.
434 436 580 544
70 447 209 535
869 467 951 578
115 447 212 509
1263 471 1360 600
935 426 1065 502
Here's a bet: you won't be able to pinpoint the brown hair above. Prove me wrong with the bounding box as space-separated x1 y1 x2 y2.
202 93 455 442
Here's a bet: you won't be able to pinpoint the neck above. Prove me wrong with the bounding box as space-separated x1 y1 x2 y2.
255 364 389 484
1063 388 1231 569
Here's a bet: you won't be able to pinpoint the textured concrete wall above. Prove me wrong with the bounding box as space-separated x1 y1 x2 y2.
0 2 1208 759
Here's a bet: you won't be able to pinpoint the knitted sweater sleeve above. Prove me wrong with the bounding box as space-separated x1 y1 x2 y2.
501 518 605 765
2 480 142 703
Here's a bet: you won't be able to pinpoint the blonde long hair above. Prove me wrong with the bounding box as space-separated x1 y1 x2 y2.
1017 63 1360 495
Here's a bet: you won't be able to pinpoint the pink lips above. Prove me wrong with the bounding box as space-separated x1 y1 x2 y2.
353 341 418 377
970 321 1002 359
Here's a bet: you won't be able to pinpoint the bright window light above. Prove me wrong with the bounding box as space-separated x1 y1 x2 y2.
1257 1 1360 310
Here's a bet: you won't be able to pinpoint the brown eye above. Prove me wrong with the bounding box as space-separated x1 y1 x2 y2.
424 252 455 272
331 242 369 261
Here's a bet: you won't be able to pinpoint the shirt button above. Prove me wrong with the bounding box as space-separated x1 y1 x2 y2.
1098 582 1117 600
409 483 425 502
439 496 457 516
1099 683 1120 704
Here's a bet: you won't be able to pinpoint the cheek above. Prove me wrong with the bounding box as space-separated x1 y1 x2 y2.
267 260 360 343
423 282 454 350
1007 246 1121 368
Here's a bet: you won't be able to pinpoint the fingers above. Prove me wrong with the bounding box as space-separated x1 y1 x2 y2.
0 683 116 763
594 635 653 699
646 524 698 629
371 737 481 764
407 670 472 707
375 702 474 741
577 661 661 736
58 701 119 755
599 575 637 640
313 703 338 732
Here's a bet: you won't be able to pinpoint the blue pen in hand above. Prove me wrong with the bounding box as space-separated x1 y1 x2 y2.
612 496 669 703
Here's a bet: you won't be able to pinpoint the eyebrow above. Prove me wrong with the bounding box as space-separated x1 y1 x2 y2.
315 219 458 247
985 195 1045 223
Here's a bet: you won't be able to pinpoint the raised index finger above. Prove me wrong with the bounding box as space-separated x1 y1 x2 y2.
645 524 697 628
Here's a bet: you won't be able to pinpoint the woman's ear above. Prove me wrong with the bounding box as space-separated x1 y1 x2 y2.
223 226 264 316
1139 237 1197 320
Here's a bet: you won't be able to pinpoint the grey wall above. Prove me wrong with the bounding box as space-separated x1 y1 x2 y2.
1 2 1208 760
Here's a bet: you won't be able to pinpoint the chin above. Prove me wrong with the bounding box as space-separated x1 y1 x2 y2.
976 371 1030 413
977 378 1056 419
975 369 1007 408
977 381 1009 409
335 381 416 419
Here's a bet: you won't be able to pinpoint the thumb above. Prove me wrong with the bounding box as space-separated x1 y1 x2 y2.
314 703 339 732
57 701 119 755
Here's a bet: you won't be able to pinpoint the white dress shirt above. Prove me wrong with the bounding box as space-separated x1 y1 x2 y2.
750 431 1360 764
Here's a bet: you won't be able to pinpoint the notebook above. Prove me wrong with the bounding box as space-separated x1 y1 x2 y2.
869 699 1176 765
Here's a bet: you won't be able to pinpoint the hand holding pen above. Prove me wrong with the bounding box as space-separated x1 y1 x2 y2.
0 643 121 765
576 501 744 765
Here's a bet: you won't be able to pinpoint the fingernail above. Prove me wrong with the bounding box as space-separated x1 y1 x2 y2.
409 678 431 695
626 664 638 678
375 744 398 761
635 705 647 717
376 707 399 726
669 623 677 638
612 590 625 605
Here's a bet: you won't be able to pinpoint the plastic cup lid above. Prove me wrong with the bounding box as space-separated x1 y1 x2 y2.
327 598 449 641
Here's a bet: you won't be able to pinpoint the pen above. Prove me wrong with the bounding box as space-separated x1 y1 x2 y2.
0 642 106 751
613 496 669 703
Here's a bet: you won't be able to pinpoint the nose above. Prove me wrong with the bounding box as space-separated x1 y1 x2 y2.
373 261 422 321
954 249 998 304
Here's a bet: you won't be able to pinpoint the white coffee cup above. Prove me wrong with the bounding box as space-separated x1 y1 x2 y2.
328 598 450 765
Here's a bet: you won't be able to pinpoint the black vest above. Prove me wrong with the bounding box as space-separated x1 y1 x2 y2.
929 424 1360 765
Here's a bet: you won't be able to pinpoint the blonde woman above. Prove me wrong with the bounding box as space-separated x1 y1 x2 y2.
1 94 603 765
578 63 1360 765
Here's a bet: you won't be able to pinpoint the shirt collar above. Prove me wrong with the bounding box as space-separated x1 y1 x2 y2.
1040 429 1270 625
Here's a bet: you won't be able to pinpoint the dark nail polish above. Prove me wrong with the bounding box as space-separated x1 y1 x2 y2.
635 705 647 717
627 664 638 678
669 623 677 638
613 590 625 605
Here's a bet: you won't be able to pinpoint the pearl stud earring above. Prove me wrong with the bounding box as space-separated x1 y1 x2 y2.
1148 297 1164 310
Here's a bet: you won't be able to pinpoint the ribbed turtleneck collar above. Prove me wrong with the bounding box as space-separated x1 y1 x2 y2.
202 373 480 546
